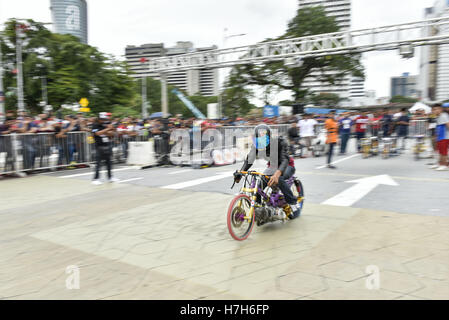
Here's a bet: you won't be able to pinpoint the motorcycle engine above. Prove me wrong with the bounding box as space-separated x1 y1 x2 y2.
255 207 276 226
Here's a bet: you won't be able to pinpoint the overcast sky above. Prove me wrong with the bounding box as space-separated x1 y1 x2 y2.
0 0 437 103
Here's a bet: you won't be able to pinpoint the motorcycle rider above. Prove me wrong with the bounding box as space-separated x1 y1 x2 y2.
233 124 301 219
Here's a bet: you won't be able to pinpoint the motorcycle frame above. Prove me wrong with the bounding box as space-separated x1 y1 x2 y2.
239 172 295 221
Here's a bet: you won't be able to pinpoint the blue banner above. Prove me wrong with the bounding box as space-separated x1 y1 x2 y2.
263 105 279 118
305 107 348 115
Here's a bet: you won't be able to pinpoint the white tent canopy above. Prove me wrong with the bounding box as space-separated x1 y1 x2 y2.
409 102 431 114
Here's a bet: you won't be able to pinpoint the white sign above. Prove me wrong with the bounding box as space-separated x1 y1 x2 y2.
126 141 157 167
207 103 220 119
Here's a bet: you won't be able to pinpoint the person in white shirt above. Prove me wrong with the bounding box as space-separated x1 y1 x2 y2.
298 114 318 157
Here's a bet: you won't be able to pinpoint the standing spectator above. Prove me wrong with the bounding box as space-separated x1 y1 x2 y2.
297 114 318 158
396 108 410 150
430 105 449 171
371 111 383 138
381 109 393 137
92 113 119 185
61 115 82 167
354 112 369 152
427 107 438 165
325 110 339 169
18 116 40 171
287 122 302 157
0 118 13 172
0 117 11 135
338 112 353 155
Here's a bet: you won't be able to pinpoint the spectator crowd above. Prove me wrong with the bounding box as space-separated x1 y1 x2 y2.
0 104 447 173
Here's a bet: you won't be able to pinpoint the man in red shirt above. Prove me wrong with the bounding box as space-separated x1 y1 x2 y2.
371 111 383 137
354 111 369 152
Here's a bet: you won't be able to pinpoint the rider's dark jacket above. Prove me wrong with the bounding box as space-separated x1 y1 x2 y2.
240 136 293 175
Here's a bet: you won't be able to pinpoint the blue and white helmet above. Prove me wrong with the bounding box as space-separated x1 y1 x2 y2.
252 124 271 151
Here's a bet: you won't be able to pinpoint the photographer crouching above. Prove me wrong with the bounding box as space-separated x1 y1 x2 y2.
91 112 119 185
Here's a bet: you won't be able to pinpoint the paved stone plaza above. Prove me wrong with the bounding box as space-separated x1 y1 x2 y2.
1 173 448 300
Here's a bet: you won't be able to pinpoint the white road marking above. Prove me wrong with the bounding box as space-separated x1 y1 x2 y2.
162 171 234 190
322 174 399 207
118 178 144 184
42 165 130 175
59 167 136 179
168 169 193 175
316 154 360 169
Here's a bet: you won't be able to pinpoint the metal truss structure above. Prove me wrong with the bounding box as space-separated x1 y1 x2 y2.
148 16 449 74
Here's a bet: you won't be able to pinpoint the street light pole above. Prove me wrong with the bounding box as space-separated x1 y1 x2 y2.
15 23 25 113
161 73 168 117
142 76 147 118
139 57 149 119
42 76 48 106
218 28 246 118
0 33 5 121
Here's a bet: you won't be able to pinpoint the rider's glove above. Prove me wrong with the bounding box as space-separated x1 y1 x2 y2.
233 171 243 183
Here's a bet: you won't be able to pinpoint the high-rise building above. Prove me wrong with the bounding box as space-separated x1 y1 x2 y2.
391 73 418 98
125 42 219 97
298 0 351 30
419 0 449 101
297 0 365 106
50 0 88 44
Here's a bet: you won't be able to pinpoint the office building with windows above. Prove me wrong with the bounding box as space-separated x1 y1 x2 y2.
419 0 449 101
298 0 365 106
391 73 419 98
50 0 88 44
125 42 218 97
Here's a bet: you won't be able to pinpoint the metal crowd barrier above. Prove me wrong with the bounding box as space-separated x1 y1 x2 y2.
314 123 326 136
0 134 16 175
359 120 430 139
364 122 382 138
408 120 429 138
0 132 92 175
0 125 292 174
0 131 153 175
169 124 290 167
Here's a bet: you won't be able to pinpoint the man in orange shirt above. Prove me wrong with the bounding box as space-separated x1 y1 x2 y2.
325 110 339 169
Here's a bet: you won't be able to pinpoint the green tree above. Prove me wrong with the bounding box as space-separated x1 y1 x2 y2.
137 77 216 118
189 95 218 117
310 92 344 107
227 6 364 103
1 19 137 115
389 95 418 104
278 99 295 106
219 68 257 117
135 77 217 118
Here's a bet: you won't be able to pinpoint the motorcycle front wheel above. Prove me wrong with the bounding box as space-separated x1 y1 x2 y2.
227 194 255 241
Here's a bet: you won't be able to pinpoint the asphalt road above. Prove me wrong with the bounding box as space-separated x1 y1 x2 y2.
41 137 449 217
2 137 449 300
